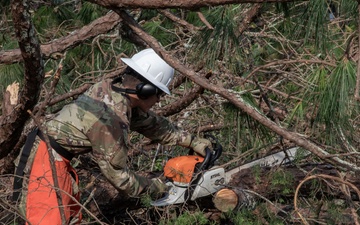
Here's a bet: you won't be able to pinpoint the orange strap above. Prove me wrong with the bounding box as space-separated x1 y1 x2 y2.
26 140 81 225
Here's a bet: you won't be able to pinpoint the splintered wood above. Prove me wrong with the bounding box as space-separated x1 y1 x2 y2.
2 82 19 115
6 82 19 105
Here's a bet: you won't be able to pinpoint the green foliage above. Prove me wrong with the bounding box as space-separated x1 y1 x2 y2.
225 208 285 225
159 211 210 225
275 2 291 18
325 200 348 224
221 91 275 159
0 34 18 50
287 67 328 128
189 6 246 72
279 0 329 52
252 165 262 185
142 17 177 47
270 169 294 195
338 0 358 21
136 9 183 47
33 5 76 37
77 2 106 24
303 0 329 51
317 60 356 125
140 194 152 208
153 158 165 171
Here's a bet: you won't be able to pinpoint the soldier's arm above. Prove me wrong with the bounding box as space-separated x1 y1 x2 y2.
87 118 152 197
130 108 193 147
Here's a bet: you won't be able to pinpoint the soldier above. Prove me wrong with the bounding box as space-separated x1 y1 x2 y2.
13 48 212 225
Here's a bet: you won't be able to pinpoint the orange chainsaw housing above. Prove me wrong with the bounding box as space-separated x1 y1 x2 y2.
164 155 204 184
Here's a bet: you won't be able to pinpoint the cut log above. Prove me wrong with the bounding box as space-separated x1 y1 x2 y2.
213 188 238 212
213 188 256 212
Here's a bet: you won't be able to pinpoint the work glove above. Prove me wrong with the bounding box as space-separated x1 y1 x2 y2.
148 178 168 199
179 134 212 157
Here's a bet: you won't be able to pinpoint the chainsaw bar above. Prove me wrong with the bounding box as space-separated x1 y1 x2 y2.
225 147 304 183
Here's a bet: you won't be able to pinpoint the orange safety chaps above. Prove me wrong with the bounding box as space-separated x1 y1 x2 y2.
26 140 81 225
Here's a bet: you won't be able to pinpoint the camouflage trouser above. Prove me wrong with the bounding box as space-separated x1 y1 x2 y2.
15 136 81 225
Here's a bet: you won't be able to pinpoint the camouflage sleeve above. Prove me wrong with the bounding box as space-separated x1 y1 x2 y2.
87 116 153 197
83 82 153 197
130 108 193 147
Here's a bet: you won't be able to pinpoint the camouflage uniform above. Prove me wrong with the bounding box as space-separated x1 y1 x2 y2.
17 78 194 206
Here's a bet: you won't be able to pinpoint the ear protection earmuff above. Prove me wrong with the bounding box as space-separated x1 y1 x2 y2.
111 78 160 99
134 83 159 99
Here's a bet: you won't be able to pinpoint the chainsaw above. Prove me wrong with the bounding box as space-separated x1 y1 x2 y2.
151 134 304 207
151 134 225 206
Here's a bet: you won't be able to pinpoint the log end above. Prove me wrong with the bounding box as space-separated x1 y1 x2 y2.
213 188 239 212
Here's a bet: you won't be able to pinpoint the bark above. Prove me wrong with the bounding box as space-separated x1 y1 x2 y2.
87 0 303 10
0 12 122 65
237 3 262 36
159 9 199 32
0 0 44 159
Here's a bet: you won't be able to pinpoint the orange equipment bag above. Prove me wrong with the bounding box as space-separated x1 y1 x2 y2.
164 155 204 184
26 140 81 225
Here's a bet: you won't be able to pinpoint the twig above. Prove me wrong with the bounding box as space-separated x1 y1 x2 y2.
238 4 261 36
0 195 30 224
156 71 212 117
196 11 213 29
69 188 103 225
48 84 91 106
294 174 360 225
159 9 199 32
338 172 360 225
242 59 337 87
33 56 65 116
151 144 162 171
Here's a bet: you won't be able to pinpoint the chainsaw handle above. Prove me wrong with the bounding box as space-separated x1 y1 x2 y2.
204 134 222 167
188 134 222 170
197 148 212 170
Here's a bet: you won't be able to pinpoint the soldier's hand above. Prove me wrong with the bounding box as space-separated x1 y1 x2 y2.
189 137 212 157
148 178 168 199
178 133 212 157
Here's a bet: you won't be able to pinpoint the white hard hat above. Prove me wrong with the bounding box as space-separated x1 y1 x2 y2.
121 48 174 94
